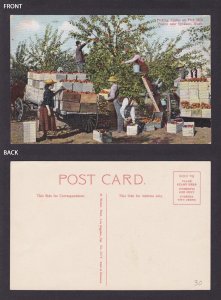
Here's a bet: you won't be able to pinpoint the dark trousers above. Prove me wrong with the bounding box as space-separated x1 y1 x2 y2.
113 99 124 132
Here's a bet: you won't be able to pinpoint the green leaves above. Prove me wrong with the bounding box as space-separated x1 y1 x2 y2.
11 24 76 83
11 41 29 83
68 15 154 98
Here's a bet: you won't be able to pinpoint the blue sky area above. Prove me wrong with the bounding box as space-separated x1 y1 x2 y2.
10 15 210 56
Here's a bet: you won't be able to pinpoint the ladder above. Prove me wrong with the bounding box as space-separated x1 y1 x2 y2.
142 76 160 112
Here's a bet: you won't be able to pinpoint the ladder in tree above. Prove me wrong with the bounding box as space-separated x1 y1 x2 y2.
142 76 160 112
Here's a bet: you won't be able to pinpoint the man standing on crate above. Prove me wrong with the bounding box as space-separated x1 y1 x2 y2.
75 39 93 73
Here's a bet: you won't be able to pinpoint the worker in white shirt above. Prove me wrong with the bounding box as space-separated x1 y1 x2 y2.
107 76 124 132
120 97 137 126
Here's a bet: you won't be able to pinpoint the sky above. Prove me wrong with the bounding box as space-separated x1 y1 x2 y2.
10 15 210 55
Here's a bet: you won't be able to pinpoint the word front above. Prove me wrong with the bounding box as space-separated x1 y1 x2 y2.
3 4 22 9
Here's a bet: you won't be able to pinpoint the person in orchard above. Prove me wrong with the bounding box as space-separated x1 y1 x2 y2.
106 76 124 133
75 39 93 73
120 96 138 127
39 80 63 140
121 52 149 75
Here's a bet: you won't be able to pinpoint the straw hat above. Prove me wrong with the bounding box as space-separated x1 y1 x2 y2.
44 79 57 85
108 76 118 82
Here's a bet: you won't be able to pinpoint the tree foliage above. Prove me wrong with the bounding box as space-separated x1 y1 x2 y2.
70 16 210 95
11 25 76 82
27 24 74 71
181 25 211 66
11 18 211 96
10 42 29 83
144 34 208 91
69 15 156 97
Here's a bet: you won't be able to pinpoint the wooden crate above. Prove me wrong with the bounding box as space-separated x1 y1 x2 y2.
199 98 210 104
59 101 80 112
93 130 112 143
23 121 36 143
67 73 77 81
152 112 163 129
167 120 184 133
76 73 87 81
180 90 189 100
143 123 155 131
179 82 189 90
127 124 138 136
182 122 195 137
61 81 73 90
49 73 67 81
82 82 94 93
191 109 202 118
27 71 34 79
188 82 199 89
201 109 211 118
198 82 210 90
73 82 83 92
60 91 81 102
180 109 191 117
199 91 210 98
80 103 97 113
32 73 43 80
28 79 33 86
80 93 97 104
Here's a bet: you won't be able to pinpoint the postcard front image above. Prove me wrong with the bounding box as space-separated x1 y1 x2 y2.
10 15 211 144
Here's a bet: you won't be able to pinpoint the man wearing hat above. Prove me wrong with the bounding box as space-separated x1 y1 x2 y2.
39 79 63 140
107 76 123 133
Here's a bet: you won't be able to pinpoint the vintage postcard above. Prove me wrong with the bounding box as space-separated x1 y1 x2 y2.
10 161 210 290
10 15 211 144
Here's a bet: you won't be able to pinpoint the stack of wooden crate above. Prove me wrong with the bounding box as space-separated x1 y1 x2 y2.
54 90 98 113
179 79 211 118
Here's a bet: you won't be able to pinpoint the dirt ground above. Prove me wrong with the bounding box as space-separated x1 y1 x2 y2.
11 120 211 144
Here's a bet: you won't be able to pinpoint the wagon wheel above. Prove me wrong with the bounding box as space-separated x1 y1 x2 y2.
15 97 25 122
81 114 98 133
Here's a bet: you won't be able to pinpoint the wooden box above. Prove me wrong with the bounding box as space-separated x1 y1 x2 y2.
182 122 195 137
73 82 83 92
59 101 80 112
93 130 112 143
60 91 81 102
80 93 97 104
76 73 87 81
191 109 202 118
23 121 36 143
143 123 155 131
80 103 97 113
127 124 138 136
61 81 73 90
201 109 211 118
67 73 77 80
27 71 34 79
82 82 94 93
167 120 184 133
180 109 192 117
